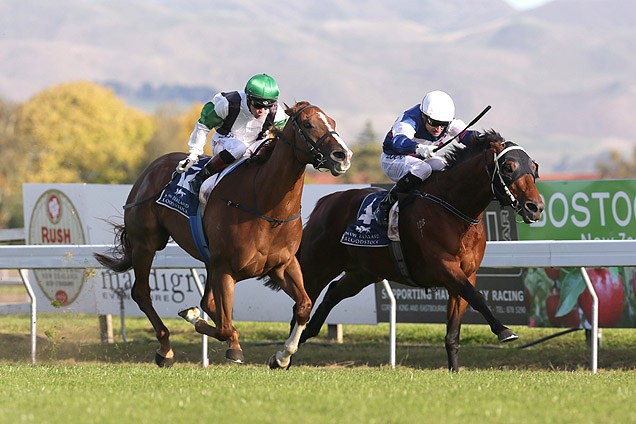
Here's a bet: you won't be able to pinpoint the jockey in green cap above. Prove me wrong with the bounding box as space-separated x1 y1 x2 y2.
176 73 287 193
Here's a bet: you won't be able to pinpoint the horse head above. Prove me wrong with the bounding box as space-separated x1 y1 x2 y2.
484 132 544 223
282 102 352 176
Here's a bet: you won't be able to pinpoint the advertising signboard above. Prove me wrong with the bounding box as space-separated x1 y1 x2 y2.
519 179 636 328
23 183 377 324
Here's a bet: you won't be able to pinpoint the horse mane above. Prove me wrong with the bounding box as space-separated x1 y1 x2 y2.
443 129 504 169
246 137 277 165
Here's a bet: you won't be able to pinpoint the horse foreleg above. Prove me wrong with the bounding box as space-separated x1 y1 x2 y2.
448 272 518 343
179 271 243 363
445 291 469 372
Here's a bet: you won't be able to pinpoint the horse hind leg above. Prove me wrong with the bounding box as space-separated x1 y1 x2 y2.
301 270 378 344
445 293 469 372
130 247 174 367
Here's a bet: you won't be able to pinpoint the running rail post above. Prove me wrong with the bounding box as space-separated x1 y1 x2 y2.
19 269 37 365
190 268 209 367
381 279 396 368
580 267 598 374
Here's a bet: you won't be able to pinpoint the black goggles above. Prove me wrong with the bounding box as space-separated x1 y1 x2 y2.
425 116 450 128
248 96 275 109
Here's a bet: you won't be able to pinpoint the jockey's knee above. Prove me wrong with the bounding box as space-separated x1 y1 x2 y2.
410 162 432 181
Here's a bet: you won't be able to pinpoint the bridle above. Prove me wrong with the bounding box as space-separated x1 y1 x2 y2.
484 141 538 213
286 104 340 170
220 104 339 225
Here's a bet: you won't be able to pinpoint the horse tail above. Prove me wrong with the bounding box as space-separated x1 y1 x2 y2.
93 223 134 272
262 276 282 292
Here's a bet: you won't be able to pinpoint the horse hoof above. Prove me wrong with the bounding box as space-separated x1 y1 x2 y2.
155 352 175 368
225 348 244 364
178 307 201 325
268 353 291 370
498 328 519 343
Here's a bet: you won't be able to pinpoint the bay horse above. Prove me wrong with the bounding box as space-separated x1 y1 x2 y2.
95 101 352 368
287 130 543 371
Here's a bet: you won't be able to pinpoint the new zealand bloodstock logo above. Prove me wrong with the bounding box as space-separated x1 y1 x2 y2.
28 189 87 306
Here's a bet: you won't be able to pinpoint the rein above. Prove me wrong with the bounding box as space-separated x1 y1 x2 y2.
220 166 301 226
219 104 335 225
279 104 339 170
413 141 533 225
414 191 482 225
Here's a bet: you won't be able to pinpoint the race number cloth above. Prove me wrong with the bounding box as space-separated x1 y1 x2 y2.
156 158 213 263
340 191 392 247
156 157 211 218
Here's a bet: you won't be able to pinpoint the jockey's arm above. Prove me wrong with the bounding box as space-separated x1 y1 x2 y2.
389 121 419 154
186 102 224 158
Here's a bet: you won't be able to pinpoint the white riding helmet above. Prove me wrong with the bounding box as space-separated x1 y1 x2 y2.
420 91 455 122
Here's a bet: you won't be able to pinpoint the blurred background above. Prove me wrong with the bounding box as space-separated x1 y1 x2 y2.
1 0 635 228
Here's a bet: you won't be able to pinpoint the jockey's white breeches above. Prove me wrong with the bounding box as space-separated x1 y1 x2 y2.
380 153 446 182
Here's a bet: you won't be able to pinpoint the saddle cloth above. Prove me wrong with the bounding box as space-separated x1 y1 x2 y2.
340 191 400 247
156 157 212 218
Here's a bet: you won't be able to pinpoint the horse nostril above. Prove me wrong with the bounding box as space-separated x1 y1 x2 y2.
525 201 538 213
332 150 346 162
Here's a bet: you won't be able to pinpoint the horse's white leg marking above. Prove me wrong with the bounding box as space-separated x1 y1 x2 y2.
275 322 306 368
178 306 202 326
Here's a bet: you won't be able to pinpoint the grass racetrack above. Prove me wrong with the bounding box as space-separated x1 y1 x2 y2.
1 312 636 423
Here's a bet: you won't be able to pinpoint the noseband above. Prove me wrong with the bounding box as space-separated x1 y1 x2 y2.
484 142 538 213
289 104 339 170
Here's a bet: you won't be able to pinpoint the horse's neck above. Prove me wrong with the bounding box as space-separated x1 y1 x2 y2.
432 152 494 219
254 134 306 212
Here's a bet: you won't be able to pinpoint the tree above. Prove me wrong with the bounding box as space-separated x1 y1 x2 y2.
597 147 636 178
305 119 390 184
343 119 390 183
143 102 213 161
0 97 23 228
14 81 155 184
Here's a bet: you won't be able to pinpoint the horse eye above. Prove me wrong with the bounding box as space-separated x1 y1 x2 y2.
303 122 314 130
504 162 515 174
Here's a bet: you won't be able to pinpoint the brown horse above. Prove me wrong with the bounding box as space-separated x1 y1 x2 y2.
289 130 543 371
95 101 352 368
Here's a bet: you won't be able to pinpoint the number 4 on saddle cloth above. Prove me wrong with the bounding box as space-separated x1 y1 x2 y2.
340 191 401 247
156 157 245 264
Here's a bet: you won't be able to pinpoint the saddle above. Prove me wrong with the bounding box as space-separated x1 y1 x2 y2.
340 190 417 284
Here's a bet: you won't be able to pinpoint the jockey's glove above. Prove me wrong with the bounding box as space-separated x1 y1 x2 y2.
176 153 199 173
416 144 437 159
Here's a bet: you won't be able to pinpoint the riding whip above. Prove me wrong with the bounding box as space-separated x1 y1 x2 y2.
433 104 492 152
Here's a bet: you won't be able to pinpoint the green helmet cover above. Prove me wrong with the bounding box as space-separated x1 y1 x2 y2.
245 74 279 100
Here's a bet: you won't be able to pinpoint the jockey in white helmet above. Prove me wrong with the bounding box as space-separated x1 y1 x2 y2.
176 73 288 193
374 90 474 227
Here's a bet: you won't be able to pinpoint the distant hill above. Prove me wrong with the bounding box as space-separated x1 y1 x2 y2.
1 0 634 173
103 81 216 107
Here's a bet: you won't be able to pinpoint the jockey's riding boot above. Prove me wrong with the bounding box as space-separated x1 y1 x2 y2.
373 172 423 227
189 151 234 194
